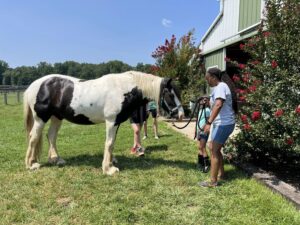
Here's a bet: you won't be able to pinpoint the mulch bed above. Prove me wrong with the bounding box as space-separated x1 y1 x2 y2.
249 155 300 190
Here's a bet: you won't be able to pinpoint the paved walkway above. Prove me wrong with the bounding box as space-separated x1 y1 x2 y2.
166 119 197 140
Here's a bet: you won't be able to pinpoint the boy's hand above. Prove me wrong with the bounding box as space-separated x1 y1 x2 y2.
203 124 211 134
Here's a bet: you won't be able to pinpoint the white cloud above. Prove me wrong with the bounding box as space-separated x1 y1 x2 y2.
161 18 172 28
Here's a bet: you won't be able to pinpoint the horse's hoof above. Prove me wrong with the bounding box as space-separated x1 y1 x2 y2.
112 157 118 165
48 157 59 164
48 157 66 167
30 163 41 170
56 158 66 167
103 166 119 175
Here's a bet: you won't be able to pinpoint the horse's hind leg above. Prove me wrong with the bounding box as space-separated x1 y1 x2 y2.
47 116 65 166
102 121 119 175
25 118 45 170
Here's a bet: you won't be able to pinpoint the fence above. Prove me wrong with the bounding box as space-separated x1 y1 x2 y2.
0 85 27 105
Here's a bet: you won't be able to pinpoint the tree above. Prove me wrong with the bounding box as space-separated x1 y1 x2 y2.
37 62 54 76
226 0 300 162
0 60 134 85
135 63 153 74
0 60 9 85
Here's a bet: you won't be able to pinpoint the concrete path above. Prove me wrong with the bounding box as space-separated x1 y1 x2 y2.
166 119 197 140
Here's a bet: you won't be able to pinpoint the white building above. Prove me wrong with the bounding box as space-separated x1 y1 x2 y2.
201 0 265 75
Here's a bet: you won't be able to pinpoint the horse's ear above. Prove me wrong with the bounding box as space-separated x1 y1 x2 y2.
163 78 172 88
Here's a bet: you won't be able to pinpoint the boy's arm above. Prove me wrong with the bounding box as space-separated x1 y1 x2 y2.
203 98 224 133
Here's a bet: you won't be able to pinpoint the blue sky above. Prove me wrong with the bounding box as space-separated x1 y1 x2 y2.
0 0 220 68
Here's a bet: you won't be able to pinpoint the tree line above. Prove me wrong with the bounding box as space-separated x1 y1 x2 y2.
0 60 153 86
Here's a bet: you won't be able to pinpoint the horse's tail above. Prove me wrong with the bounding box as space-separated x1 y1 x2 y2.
23 90 33 142
24 89 43 165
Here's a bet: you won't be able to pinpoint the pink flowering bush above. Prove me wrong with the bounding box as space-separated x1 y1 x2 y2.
226 0 300 162
152 30 206 108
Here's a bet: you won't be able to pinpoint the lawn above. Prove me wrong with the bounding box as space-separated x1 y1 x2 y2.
0 92 299 225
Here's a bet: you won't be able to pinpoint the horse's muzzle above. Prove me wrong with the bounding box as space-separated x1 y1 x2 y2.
178 111 184 121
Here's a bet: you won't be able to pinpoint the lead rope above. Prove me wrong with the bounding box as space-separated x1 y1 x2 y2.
172 100 202 130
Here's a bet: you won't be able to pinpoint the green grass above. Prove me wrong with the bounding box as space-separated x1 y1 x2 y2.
0 92 299 225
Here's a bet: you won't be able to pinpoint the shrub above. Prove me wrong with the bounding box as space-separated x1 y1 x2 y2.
225 0 300 163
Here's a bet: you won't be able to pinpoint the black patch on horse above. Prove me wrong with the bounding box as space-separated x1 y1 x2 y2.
114 87 148 126
34 77 94 124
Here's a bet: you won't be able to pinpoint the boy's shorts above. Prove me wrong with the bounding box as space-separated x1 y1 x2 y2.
197 131 209 142
210 124 235 145
147 109 157 119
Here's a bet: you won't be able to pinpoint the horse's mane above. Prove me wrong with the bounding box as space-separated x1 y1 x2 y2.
124 71 163 108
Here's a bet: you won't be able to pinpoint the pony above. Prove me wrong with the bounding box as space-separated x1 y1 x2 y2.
23 71 184 175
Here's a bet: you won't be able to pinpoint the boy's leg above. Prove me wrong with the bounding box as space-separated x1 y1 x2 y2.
154 110 159 138
199 134 210 173
143 120 148 139
197 140 204 169
131 123 141 148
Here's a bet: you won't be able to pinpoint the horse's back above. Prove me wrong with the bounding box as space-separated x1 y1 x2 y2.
25 74 96 124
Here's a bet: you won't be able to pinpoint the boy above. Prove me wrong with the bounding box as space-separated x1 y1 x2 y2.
196 97 211 173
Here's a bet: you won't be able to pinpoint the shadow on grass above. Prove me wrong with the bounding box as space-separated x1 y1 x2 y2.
58 153 247 181
156 134 172 138
145 144 168 153
61 153 196 171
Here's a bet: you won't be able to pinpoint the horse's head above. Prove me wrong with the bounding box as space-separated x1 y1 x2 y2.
160 78 184 120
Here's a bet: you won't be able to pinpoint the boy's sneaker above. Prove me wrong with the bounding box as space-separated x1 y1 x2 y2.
142 135 148 140
130 147 145 157
154 136 159 139
198 180 218 188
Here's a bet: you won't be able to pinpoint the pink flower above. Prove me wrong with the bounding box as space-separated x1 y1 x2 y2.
241 114 248 123
271 60 278 69
263 31 271 37
243 124 251 130
248 85 257 92
224 57 231 62
239 89 247 94
251 60 260 65
239 96 246 102
274 109 284 117
150 65 160 73
253 79 261 85
232 74 240 82
286 138 293 145
242 75 249 83
251 111 261 121
239 64 246 70
295 105 300 115
240 43 245 50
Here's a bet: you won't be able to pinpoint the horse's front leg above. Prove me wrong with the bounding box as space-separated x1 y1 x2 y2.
102 121 119 175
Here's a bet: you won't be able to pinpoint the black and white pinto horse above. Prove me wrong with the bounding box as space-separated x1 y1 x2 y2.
24 71 184 175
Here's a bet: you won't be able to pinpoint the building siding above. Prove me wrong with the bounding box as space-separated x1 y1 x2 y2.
202 0 240 53
238 0 262 31
202 0 264 54
205 49 225 71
